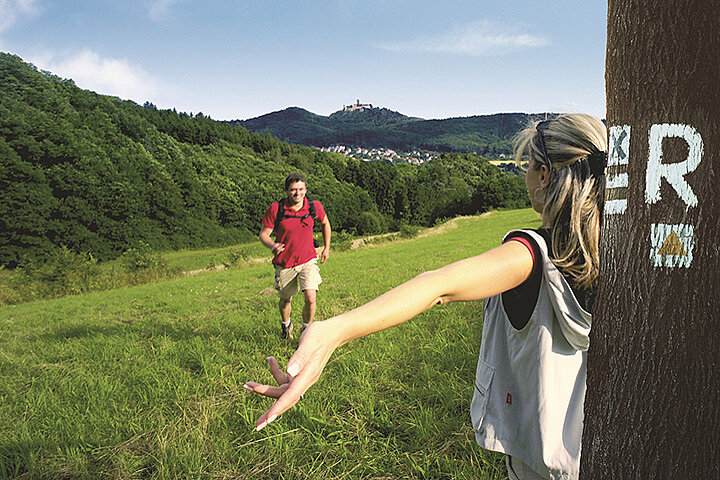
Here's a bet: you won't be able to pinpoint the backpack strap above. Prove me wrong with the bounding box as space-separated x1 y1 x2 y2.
273 198 285 233
307 197 317 221
306 198 319 248
273 197 317 234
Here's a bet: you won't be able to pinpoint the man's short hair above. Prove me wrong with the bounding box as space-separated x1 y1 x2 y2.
285 172 307 190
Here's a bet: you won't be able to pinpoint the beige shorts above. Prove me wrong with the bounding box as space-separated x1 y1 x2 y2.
274 258 322 299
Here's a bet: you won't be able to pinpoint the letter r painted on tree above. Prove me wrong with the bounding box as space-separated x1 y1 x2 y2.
645 124 704 210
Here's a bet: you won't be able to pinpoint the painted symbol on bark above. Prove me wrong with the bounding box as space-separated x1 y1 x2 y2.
605 125 630 215
645 124 703 211
650 223 694 268
656 231 686 256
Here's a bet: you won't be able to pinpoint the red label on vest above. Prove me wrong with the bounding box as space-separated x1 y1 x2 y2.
506 393 512 405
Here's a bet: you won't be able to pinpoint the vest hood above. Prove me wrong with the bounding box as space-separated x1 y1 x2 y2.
507 230 592 351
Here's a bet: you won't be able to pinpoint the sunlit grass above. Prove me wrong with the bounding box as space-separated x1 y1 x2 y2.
0 209 541 479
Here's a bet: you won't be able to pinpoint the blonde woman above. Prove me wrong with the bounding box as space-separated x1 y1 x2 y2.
245 113 607 480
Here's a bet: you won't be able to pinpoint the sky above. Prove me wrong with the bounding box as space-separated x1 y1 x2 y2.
0 0 607 121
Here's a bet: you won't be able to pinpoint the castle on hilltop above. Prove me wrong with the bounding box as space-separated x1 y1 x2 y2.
343 99 373 112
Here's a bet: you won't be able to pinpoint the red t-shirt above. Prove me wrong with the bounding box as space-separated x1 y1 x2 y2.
262 198 326 268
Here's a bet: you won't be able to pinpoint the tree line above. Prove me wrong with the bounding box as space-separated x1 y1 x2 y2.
0 52 529 267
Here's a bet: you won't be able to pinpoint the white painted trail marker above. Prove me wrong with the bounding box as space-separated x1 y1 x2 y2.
650 223 695 268
606 125 631 215
645 123 703 210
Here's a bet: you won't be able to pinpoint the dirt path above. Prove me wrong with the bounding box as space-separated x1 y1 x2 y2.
349 212 494 249
421 211 495 236
183 213 495 275
184 264 227 276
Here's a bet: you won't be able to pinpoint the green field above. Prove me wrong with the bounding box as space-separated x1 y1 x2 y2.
0 209 541 479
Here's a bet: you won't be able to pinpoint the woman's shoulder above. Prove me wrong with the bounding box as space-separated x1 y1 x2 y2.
506 228 595 313
504 228 549 253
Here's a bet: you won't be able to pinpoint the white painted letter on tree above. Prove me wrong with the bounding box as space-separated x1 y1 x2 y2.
645 124 703 210
606 125 631 215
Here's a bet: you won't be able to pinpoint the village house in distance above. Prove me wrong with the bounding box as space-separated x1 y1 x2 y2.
325 99 436 164
317 144 436 164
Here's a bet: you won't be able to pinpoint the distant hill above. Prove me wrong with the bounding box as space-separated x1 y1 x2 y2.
232 107 336 146
0 53 530 266
232 107 550 155
328 107 422 126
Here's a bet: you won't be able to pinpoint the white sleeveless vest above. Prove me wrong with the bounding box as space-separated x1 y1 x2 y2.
470 230 591 480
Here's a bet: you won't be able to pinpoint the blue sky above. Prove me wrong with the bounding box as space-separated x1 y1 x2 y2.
0 0 607 120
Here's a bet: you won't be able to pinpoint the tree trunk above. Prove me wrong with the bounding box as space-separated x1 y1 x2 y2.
581 1 720 477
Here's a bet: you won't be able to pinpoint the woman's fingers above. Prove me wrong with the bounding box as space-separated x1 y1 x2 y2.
244 353 316 431
243 381 288 399
247 320 344 431
267 356 289 385
254 365 315 431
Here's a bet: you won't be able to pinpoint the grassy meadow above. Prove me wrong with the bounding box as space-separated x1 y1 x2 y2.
0 209 541 480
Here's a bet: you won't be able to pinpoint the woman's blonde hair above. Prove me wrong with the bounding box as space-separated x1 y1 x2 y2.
514 113 607 289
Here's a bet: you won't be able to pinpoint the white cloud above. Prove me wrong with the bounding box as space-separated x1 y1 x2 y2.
30 49 161 102
377 20 548 57
148 0 180 22
0 0 40 33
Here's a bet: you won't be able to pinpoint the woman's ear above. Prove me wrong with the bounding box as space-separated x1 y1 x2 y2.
539 164 550 189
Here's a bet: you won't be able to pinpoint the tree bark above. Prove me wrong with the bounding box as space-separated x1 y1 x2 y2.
581 1 720 477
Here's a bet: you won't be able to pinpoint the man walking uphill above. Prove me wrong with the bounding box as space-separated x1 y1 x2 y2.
259 173 331 339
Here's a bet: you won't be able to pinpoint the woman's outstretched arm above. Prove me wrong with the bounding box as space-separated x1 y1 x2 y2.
245 240 533 430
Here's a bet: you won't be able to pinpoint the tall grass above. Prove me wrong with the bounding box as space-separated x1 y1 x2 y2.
0 242 271 306
0 209 541 479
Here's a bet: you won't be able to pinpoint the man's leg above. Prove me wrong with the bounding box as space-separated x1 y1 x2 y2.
297 259 321 332
279 295 292 323
275 265 299 339
279 295 294 339
302 289 317 326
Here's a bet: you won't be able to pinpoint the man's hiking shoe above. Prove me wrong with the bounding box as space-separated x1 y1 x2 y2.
281 322 294 340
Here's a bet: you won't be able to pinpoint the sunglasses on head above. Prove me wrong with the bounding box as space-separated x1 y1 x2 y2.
535 119 552 165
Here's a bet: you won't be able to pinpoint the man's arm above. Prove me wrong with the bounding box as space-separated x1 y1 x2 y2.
319 216 331 263
259 226 285 255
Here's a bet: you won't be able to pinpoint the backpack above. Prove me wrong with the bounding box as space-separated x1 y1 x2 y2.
273 197 320 248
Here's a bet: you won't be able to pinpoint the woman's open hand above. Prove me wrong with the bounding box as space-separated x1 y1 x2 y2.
243 320 343 431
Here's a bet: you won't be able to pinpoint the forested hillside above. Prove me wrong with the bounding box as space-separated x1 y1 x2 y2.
235 106 547 155
0 52 529 267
